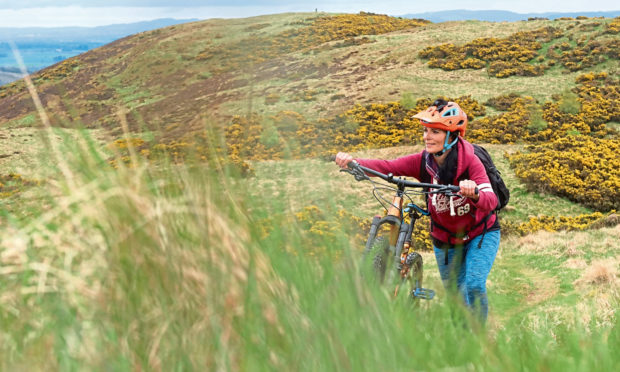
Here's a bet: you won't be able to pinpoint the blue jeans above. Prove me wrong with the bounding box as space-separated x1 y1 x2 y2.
433 230 500 323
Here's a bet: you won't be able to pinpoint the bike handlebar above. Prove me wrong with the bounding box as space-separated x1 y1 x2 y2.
348 160 460 192
343 160 477 195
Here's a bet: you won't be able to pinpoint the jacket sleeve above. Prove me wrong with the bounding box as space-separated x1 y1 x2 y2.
467 156 498 212
355 153 423 180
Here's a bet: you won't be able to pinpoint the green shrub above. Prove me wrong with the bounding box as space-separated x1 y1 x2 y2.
400 92 416 110
558 91 581 115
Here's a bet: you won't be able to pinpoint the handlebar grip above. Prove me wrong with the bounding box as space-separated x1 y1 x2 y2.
458 186 478 195
331 154 357 168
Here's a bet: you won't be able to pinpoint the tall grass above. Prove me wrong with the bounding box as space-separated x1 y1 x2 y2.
1 124 618 371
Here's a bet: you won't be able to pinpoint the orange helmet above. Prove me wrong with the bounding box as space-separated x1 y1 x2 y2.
413 99 468 137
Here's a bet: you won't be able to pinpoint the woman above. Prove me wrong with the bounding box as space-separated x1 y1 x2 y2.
335 99 500 323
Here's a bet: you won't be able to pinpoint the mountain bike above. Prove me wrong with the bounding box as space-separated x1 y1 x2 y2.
340 160 464 301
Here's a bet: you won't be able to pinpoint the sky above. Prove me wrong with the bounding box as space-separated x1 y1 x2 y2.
0 0 618 28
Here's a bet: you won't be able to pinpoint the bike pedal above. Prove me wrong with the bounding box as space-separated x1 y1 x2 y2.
412 288 435 300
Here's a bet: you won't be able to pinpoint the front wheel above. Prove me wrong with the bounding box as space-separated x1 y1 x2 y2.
405 252 423 297
368 236 390 284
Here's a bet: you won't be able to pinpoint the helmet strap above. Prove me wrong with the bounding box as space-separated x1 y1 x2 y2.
434 132 459 157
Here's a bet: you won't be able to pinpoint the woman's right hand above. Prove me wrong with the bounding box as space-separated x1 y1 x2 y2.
335 152 354 169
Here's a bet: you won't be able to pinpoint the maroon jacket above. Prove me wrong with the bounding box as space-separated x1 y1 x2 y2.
356 138 498 245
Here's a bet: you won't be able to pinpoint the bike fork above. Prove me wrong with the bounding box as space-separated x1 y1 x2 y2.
386 222 409 288
361 216 382 263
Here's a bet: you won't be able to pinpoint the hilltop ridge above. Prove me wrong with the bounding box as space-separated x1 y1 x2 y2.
1 13 617 131
0 12 617 162
400 9 620 22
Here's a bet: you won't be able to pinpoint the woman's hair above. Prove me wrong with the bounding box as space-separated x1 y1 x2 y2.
438 132 459 184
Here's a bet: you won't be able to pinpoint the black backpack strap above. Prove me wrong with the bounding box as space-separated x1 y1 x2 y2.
419 151 431 211
419 151 429 183
476 212 493 249
420 152 492 261
420 153 454 264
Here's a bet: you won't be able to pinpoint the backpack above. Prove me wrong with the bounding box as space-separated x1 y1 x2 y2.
420 144 510 211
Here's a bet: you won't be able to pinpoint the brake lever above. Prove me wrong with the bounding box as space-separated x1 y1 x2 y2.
427 188 464 199
339 167 369 182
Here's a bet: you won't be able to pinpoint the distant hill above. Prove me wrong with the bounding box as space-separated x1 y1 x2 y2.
400 10 620 22
0 12 618 141
0 18 199 42
0 18 198 84
0 67 22 86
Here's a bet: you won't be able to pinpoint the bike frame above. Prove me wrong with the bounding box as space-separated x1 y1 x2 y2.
341 160 460 300
361 182 427 297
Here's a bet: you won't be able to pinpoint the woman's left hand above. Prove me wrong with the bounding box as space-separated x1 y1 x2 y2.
459 179 479 201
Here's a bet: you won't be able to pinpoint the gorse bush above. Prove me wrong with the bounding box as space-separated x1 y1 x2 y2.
485 93 523 111
107 131 252 175
468 73 618 144
549 23 620 71
225 112 342 160
554 40 615 72
419 19 620 76
339 102 421 149
0 173 39 198
294 205 367 255
418 27 562 77
225 96 485 160
439 75 619 214
501 212 616 236
468 96 538 144
487 60 545 78
574 72 620 133
604 16 620 34
508 136 620 212
294 204 434 252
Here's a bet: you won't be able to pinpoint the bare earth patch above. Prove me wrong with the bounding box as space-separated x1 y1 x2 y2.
574 258 619 288
522 267 560 306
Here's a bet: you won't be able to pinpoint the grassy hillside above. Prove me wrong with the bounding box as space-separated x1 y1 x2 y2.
0 128 617 370
0 14 617 136
0 12 618 370
0 13 617 175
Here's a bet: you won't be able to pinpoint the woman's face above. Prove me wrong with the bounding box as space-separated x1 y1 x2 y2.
423 127 448 154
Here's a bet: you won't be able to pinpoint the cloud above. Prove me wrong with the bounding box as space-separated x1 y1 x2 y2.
0 5 294 27
0 1 296 9
0 1 618 27
1 0 618 12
